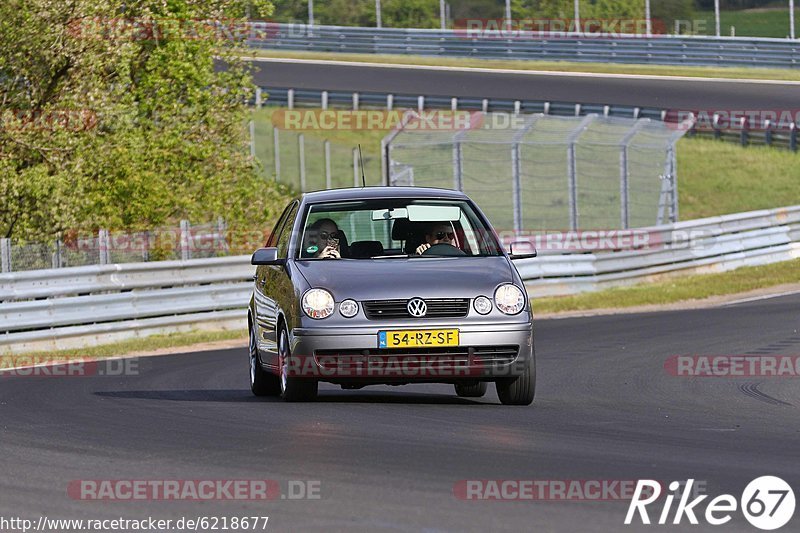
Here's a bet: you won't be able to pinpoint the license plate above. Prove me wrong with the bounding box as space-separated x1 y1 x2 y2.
378 329 459 349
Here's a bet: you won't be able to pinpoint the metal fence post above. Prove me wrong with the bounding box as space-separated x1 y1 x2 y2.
509 115 538 233
255 87 263 109
791 122 798 152
98 229 110 265
324 139 332 189
619 119 649 229
321 90 328 110
1 238 11 273
53 237 63 269
671 147 679 222
511 144 522 232
765 120 773 147
217 217 229 255
298 133 307 192
452 129 467 192
353 92 360 110
180 220 191 261
142 230 150 262
739 117 748 146
287 89 295 110
566 115 595 231
249 120 256 158
273 127 281 181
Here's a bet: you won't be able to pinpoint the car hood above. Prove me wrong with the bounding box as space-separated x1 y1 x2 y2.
295 256 515 301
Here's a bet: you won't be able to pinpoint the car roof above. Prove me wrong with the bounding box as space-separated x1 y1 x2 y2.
299 187 470 204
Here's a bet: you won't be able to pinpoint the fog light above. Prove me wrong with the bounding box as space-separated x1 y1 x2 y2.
473 296 492 315
339 299 359 318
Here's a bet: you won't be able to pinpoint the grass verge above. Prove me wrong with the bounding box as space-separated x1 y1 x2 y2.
533 258 800 314
0 328 247 368
696 8 800 39
249 50 800 82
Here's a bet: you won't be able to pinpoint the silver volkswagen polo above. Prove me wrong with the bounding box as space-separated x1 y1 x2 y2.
248 187 536 404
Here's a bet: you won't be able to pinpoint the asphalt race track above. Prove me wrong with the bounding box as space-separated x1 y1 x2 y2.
2 293 799 532
247 58 800 111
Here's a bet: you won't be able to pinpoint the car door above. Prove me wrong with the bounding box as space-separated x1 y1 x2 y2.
256 201 299 368
253 201 294 367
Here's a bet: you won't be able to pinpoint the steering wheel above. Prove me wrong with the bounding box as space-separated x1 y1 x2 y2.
422 243 467 256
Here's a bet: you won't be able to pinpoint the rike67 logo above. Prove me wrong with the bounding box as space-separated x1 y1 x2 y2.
625 477 795 530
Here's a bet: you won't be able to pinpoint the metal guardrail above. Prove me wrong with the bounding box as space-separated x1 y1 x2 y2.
249 24 800 69
257 87 800 152
2 206 799 354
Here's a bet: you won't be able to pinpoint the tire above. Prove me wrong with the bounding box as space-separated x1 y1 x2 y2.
250 323 280 396
454 381 488 398
496 358 536 406
278 328 318 402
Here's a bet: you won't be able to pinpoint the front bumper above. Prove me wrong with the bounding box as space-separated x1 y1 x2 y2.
287 322 534 384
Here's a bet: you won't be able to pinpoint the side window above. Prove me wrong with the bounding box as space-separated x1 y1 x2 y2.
266 203 293 247
276 202 299 259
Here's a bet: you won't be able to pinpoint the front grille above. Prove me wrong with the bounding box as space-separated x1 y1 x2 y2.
362 298 469 320
314 346 518 370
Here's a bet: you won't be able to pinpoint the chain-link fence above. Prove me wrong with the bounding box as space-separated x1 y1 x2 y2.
0 219 231 273
384 112 691 231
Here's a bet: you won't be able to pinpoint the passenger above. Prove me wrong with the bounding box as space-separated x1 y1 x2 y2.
415 222 457 255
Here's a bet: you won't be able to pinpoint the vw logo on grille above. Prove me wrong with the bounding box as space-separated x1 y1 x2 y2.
407 298 427 318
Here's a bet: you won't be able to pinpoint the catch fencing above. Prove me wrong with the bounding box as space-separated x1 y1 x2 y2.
383 111 691 231
2 206 799 355
0 219 231 274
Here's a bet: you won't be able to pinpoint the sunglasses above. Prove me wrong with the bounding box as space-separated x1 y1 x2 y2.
312 230 337 240
432 231 455 240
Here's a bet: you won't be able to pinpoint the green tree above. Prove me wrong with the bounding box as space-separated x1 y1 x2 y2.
0 0 288 241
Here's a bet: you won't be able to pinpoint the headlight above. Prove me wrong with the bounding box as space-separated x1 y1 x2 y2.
339 299 359 318
473 296 493 315
494 284 525 315
302 289 335 319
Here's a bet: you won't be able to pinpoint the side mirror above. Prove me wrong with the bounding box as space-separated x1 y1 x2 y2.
251 247 283 266
508 242 537 260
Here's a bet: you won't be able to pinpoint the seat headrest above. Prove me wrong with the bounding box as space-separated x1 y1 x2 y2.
349 240 384 258
391 219 426 241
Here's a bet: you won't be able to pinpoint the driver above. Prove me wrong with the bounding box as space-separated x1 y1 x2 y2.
415 222 457 255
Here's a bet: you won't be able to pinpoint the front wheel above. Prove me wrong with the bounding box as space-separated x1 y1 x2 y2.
278 328 318 402
496 359 535 406
454 381 488 398
250 323 279 396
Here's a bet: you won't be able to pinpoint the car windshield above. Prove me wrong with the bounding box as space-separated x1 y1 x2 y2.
296 198 503 259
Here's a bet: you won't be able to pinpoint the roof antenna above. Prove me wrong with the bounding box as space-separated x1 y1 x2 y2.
358 144 367 188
